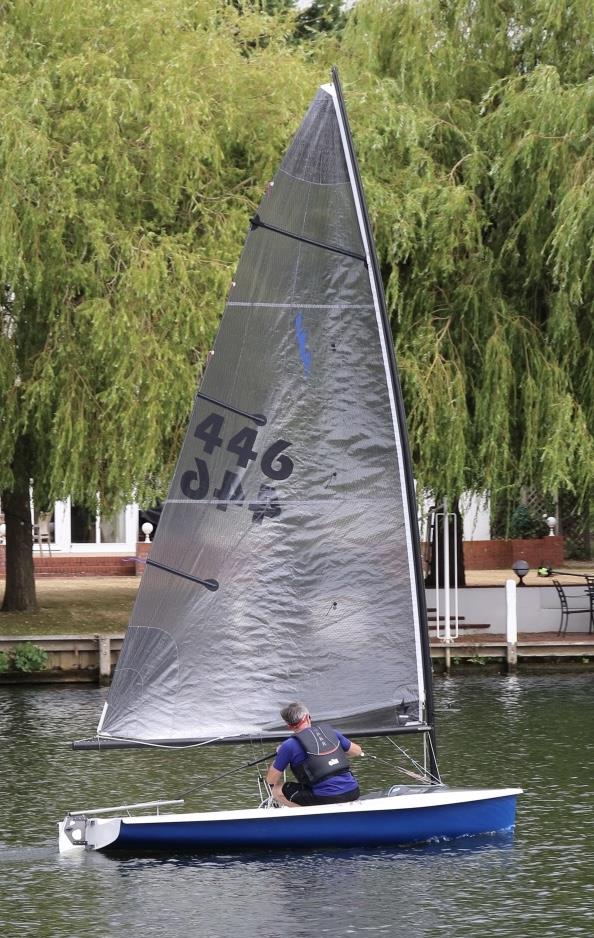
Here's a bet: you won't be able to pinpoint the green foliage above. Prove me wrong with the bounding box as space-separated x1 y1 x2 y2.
0 651 9 673
11 643 49 672
339 0 594 507
294 1 345 40
0 0 318 511
509 506 548 540
0 0 593 534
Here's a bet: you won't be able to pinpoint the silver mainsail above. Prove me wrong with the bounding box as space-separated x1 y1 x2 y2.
99 80 428 744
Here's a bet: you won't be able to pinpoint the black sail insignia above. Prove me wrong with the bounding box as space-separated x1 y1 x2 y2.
97 76 430 747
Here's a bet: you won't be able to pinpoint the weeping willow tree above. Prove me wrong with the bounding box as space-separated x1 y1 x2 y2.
0 0 318 609
337 0 594 522
2 0 594 611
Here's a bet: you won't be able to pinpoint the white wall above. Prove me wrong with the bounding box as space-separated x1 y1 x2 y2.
425 585 582 634
460 492 491 541
418 491 491 542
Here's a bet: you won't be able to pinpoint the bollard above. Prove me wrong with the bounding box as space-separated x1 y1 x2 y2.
505 579 518 673
97 635 112 685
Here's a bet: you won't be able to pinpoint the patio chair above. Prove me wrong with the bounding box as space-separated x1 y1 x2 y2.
552 579 594 635
33 511 53 556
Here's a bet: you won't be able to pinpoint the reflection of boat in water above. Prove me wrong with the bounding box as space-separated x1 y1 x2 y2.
59 68 520 855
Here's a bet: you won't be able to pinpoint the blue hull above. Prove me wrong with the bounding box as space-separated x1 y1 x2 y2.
111 794 518 853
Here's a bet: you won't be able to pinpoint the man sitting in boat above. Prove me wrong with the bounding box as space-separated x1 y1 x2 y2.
266 701 364 808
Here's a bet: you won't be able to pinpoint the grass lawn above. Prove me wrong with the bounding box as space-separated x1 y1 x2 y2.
1 563 591 638
0 577 139 636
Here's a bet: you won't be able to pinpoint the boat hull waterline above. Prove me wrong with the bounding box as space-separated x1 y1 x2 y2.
59 787 521 853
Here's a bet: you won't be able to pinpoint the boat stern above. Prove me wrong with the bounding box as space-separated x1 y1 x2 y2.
58 815 88 853
58 813 123 853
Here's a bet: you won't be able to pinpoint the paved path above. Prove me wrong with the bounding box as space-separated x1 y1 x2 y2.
464 567 593 587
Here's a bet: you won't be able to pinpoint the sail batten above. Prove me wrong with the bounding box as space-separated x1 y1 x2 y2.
250 213 367 263
195 392 267 425
227 302 375 310
98 75 431 747
145 559 219 591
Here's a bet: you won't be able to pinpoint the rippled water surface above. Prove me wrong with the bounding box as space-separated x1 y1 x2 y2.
1 675 593 937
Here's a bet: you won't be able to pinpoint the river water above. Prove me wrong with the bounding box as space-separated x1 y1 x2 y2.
1 674 592 937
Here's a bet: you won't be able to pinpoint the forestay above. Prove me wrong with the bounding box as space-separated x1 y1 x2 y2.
99 83 427 744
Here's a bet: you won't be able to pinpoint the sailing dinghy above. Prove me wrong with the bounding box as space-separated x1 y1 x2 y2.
59 70 520 854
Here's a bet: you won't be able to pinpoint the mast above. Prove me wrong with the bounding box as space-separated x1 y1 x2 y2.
331 68 439 778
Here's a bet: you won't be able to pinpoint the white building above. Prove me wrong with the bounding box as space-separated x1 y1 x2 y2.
31 498 141 554
25 492 491 555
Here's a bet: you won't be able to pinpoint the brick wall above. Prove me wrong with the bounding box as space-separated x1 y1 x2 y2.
463 536 564 569
34 555 136 576
0 546 135 576
0 537 564 576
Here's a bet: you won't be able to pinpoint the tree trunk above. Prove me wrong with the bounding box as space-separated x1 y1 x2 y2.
1 482 37 613
424 499 466 588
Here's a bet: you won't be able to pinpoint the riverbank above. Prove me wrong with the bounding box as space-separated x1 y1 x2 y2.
1 564 593 636
2 570 594 683
2 629 593 686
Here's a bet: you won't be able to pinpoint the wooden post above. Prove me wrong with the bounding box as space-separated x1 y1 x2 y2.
97 634 112 685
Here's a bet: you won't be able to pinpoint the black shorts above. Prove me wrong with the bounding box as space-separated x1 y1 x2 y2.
282 781 360 807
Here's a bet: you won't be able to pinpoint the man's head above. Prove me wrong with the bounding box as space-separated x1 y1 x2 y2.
280 701 310 729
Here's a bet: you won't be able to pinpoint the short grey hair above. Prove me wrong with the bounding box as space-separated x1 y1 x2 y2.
280 701 309 725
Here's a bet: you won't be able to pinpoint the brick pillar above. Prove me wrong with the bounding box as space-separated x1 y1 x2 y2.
136 540 152 576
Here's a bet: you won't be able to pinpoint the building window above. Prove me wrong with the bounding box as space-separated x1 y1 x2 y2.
70 503 128 544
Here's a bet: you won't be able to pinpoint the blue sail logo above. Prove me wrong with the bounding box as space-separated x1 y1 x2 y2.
294 312 312 376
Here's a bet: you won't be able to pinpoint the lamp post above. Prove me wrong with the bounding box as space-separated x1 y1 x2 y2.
545 516 556 536
141 522 153 543
512 560 530 587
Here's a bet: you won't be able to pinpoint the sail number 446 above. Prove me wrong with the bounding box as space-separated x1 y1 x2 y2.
180 412 293 523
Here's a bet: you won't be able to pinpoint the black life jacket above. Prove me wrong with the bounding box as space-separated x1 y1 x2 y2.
293 724 351 786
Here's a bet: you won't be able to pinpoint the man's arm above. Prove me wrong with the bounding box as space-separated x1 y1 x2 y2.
265 764 300 808
337 731 363 758
266 765 284 787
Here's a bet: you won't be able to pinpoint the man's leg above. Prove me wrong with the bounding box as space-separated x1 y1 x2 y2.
271 782 300 808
